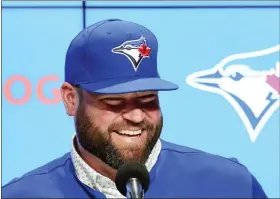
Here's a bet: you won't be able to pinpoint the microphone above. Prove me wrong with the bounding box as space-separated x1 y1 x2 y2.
115 162 150 199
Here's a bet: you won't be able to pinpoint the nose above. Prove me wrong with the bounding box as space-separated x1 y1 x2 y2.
122 108 144 124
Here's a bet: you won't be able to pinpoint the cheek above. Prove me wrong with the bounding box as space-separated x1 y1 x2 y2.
93 110 118 131
144 109 162 123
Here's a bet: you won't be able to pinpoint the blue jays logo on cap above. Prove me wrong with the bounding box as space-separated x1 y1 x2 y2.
112 36 151 71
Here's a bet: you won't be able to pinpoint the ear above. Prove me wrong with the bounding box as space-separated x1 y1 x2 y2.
60 82 79 116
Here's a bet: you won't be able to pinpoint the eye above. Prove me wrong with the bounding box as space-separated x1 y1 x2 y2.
138 95 159 108
124 45 132 50
106 101 122 106
101 99 124 109
230 72 244 81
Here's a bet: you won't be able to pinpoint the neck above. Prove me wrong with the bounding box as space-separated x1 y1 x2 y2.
75 138 117 181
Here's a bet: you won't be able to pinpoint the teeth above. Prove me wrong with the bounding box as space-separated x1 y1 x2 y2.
118 130 142 135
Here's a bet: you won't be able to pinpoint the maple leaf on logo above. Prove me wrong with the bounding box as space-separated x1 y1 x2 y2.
138 44 151 57
266 74 280 94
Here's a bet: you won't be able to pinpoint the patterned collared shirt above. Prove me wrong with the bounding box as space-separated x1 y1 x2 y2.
71 137 161 198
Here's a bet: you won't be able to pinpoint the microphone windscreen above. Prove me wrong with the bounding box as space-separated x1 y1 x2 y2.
115 162 150 196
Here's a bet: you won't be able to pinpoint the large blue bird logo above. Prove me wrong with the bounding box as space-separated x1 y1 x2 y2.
186 45 280 142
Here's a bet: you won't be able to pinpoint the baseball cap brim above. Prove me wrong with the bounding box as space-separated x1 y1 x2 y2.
79 77 179 94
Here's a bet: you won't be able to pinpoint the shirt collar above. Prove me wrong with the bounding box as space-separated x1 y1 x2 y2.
71 135 161 198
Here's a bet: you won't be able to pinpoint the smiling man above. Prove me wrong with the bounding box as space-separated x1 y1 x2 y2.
2 19 268 198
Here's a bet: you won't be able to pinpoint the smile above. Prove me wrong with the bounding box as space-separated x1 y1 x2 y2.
116 129 142 136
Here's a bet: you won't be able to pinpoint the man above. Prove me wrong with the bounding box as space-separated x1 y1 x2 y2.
2 19 268 198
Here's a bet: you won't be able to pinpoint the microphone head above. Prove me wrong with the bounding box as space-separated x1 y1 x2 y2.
115 162 150 196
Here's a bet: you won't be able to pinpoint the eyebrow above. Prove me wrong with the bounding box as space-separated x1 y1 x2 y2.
137 93 157 99
100 97 124 101
99 93 157 101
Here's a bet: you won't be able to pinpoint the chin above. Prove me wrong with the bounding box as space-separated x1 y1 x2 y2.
120 149 146 163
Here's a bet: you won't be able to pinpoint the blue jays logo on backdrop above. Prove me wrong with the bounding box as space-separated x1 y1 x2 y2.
112 36 151 71
186 45 280 142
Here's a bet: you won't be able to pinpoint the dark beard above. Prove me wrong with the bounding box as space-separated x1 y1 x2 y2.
75 102 163 170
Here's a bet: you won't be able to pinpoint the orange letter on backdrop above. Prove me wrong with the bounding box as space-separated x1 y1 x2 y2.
4 75 32 105
37 75 61 104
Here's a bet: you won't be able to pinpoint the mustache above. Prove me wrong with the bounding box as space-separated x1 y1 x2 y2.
108 120 154 132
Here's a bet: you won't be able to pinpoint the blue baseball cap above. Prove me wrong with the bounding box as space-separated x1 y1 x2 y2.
65 19 178 94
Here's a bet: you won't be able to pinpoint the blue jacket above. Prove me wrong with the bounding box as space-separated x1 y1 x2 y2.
2 140 267 198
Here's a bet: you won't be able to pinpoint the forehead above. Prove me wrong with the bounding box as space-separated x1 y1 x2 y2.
83 90 158 99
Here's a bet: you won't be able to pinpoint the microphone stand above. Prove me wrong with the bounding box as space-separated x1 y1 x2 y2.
125 178 145 199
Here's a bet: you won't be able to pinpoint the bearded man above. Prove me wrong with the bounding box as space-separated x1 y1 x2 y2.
2 19 268 199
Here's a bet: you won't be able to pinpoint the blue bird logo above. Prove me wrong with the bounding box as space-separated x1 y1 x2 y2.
186 45 280 142
112 36 151 71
